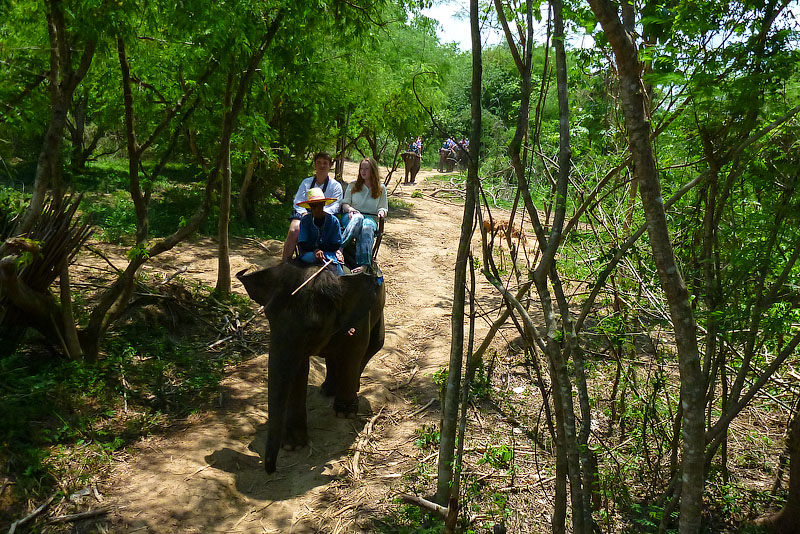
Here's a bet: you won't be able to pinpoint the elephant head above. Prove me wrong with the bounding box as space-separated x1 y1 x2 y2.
237 261 386 473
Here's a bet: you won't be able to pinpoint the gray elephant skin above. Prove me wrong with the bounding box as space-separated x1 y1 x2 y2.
237 262 386 473
438 147 467 172
401 151 421 184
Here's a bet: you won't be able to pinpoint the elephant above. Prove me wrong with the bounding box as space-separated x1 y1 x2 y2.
456 145 469 171
438 148 456 173
237 261 386 473
401 151 421 184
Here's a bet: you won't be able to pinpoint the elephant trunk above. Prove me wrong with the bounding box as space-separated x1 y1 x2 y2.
264 348 291 473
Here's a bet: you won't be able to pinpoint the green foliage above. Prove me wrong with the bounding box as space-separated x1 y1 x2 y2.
432 366 448 388
469 360 490 400
629 503 676 533
414 423 440 449
0 186 26 237
389 197 413 211
478 444 513 470
373 502 445 534
704 469 782 530
594 312 630 351
82 191 138 243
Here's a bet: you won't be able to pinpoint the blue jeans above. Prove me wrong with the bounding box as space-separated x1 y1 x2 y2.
341 213 378 266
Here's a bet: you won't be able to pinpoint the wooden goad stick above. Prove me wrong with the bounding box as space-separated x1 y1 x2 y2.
291 259 334 296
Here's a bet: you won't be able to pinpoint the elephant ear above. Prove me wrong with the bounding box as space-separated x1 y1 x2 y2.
236 267 277 307
334 270 382 331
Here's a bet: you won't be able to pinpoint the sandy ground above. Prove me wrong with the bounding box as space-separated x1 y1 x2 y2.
102 162 496 533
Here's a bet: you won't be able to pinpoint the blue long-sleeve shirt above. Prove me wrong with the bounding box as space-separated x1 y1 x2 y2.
297 213 342 254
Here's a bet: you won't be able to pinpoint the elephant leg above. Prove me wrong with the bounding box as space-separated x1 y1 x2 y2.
265 352 308 473
320 359 337 397
283 356 310 450
360 314 385 375
332 329 370 416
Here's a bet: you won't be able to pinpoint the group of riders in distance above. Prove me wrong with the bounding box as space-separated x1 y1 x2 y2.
405 136 470 173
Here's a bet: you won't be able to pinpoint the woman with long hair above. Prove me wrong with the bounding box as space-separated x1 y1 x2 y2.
341 157 388 272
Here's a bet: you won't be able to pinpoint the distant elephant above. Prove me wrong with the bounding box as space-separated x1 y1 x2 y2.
401 151 421 184
237 262 386 473
456 145 469 171
438 148 455 172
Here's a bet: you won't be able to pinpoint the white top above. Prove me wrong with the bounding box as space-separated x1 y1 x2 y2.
292 175 343 217
343 183 388 218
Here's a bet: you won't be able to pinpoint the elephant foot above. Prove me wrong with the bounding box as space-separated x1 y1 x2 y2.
334 397 359 417
283 427 308 450
320 380 335 397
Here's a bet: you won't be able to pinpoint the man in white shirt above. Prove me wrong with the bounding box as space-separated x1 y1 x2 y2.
281 152 343 262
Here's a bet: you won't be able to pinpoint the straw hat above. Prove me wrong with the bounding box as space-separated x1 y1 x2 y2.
297 187 337 209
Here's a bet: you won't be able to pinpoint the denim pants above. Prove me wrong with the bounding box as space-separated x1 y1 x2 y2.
341 212 378 266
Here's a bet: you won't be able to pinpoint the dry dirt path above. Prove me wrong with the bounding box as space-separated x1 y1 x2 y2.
105 163 496 533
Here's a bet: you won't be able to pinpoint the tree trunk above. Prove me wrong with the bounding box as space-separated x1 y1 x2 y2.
334 114 348 182
67 94 88 171
118 36 149 244
755 409 800 533
551 0 592 526
435 0 481 505
587 2 705 532
65 91 104 171
16 0 96 235
237 147 259 221
59 260 83 359
216 69 235 294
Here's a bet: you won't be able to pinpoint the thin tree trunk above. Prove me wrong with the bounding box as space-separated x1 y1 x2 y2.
435 0 481 504
216 69 234 294
237 147 259 220
16 0 96 235
118 36 148 244
67 94 87 170
587 2 705 532
213 14 283 293
551 0 592 527
494 0 578 528
755 408 800 533
444 253 479 534
59 260 82 359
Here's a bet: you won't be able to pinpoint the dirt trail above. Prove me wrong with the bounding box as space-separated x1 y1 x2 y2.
106 163 492 533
